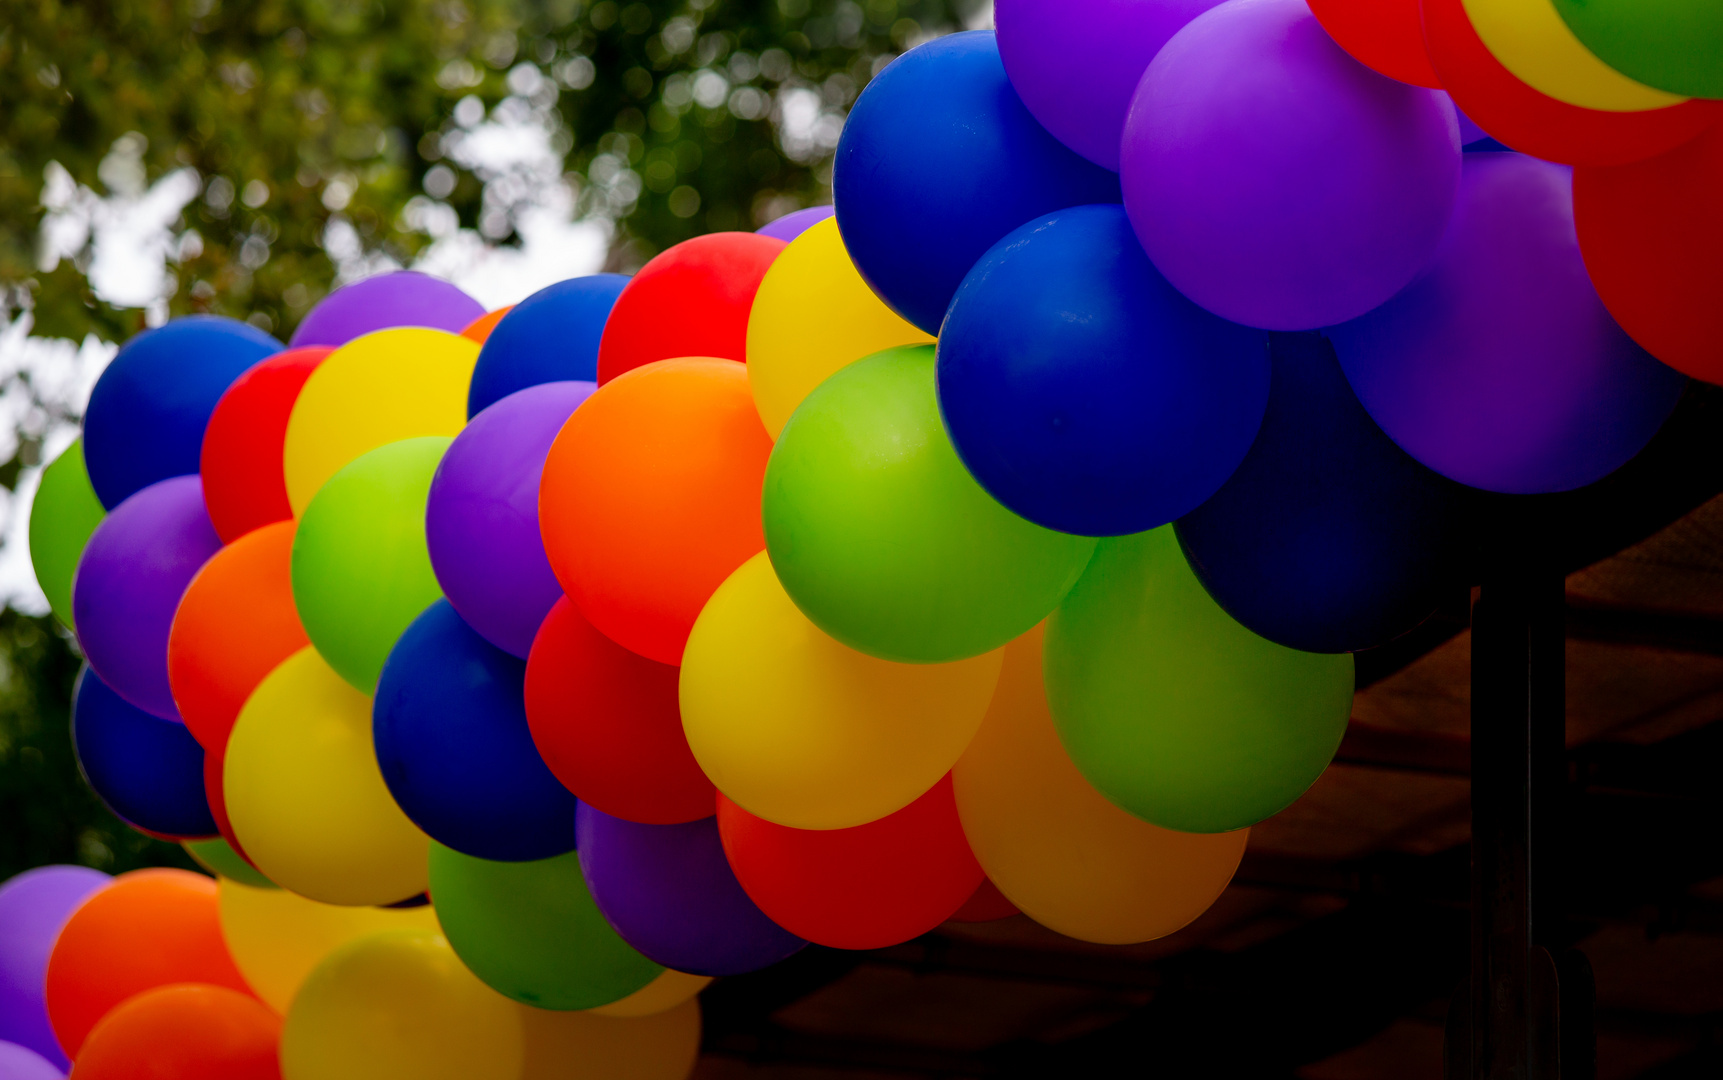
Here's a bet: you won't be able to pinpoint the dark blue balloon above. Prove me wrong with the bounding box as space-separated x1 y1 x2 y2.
938 205 1269 536
576 805 805 977
72 666 215 839
467 275 629 417
1175 332 1472 654
833 31 1121 335
82 316 281 509
374 601 578 861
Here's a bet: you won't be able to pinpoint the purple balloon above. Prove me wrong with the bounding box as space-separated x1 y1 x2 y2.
72 476 222 719
0 1043 63 1080
576 806 806 977
1330 153 1686 495
1120 0 1460 330
427 382 594 658
756 205 834 242
288 271 486 348
0 867 111 1069
997 0 1225 171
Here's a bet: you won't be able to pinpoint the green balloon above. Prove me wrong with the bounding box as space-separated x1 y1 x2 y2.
29 439 106 630
763 346 1097 664
426 843 661 1010
1552 0 1723 99
1045 526 1353 834
291 437 450 692
183 836 278 889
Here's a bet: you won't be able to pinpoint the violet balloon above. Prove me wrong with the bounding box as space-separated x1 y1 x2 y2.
72 476 223 719
996 0 1225 170
427 382 594 658
0 1042 63 1080
288 270 486 348
0 868 110 1070
1120 0 1460 330
576 805 806 977
756 205 834 242
1330 153 1687 494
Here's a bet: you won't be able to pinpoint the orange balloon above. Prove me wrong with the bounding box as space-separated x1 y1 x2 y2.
46 869 257 1059
167 520 309 755
539 358 774 665
461 307 513 344
952 625 1248 945
71 983 281 1080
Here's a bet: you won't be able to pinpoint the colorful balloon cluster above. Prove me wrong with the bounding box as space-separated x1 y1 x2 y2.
20 0 1718 1074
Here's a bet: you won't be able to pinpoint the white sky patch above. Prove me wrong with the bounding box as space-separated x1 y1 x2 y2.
0 319 118 614
40 133 203 326
405 82 612 305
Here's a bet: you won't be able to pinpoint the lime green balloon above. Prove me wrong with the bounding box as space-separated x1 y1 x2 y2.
426 843 662 1010
762 345 1096 664
292 436 450 692
30 439 105 629
1552 0 1723 99
1045 526 1353 834
183 836 278 889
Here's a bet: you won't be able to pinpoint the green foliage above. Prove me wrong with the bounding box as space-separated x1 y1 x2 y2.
543 0 981 266
0 0 986 342
0 611 197 883
0 0 522 338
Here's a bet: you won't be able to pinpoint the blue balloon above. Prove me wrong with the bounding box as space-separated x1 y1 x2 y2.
833 31 1121 335
373 601 578 861
938 205 1269 536
576 806 805 977
467 275 629 417
1175 332 1473 654
71 667 214 839
82 316 281 509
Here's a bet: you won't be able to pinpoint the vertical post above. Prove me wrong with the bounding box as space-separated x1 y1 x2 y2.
1463 568 1565 1080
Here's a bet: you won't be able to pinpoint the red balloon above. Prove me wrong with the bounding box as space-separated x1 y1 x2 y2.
46 870 254 1059
1420 0 1722 167
716 775 984 951
1308 0 1440 88
595 233 786 384
71 984 281 1080
1575 126 1723 385
525 597 715 824
201 750 258 869
948 878 1021 923
199 347 330 543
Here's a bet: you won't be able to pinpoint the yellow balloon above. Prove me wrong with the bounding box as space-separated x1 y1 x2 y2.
225 647 430 906
1463 0 1687 112
681 552 1002 830
282 327 479 515
746 217 934 438
587 969 711 1018
282 929 524 1080
952 624 1248 945
218 879 440 1013
520 997 701 1080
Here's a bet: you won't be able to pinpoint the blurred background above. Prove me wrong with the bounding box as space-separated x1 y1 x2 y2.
0 0 994 886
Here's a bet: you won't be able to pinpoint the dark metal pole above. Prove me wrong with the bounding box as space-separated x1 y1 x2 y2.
1453 567 1566 1080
